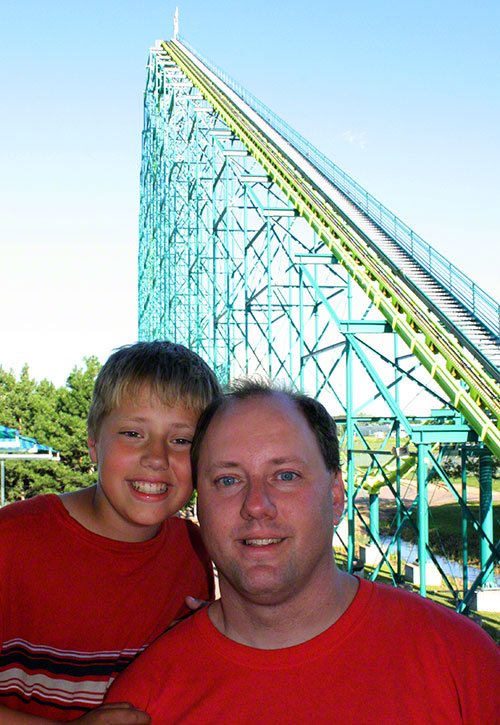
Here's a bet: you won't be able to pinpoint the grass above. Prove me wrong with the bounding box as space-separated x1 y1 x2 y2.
442 474 500 494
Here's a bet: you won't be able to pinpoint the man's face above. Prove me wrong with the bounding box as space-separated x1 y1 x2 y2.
196 393 344 605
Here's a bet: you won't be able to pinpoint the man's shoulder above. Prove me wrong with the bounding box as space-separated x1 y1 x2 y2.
125 608 205 669
158 607 205 646
104 609 207 709
370 579 466 621
367 579 497 648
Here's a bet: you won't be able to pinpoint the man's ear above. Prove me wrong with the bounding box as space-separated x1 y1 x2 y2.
88 436 98 464
331 470 345 525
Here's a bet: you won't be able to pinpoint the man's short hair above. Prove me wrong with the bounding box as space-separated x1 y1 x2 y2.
191 379 340 486
87 341 221 438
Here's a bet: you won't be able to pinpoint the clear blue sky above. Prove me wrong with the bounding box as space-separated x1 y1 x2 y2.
1 0 498 387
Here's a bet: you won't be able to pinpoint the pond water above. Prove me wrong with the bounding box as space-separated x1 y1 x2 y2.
378 535 500 586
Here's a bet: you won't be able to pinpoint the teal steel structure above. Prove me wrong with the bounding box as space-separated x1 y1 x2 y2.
138 39 500 612
0 426 59 507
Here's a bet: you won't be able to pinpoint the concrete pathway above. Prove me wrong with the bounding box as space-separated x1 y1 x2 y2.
356 478 500 511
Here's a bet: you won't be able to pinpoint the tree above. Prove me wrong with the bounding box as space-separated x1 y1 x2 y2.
0 358 101 502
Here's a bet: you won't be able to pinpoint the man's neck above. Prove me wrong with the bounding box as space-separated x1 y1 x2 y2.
208 567 359 650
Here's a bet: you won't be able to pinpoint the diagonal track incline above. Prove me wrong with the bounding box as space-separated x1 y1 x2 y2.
162 40 500 460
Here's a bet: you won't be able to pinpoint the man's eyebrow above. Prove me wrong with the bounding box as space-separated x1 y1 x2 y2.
204 456 305 471
269 456 304 465
204 460 241 472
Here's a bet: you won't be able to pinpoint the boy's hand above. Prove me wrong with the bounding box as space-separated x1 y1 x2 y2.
73 702 151 724
0 703 150 724
167 597 209 630
185 595 209 611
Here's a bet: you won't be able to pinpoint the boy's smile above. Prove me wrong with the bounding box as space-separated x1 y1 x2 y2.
130 480 169 495
87 386 199 542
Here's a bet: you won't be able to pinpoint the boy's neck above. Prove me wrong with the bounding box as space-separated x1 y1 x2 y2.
59 486 162 542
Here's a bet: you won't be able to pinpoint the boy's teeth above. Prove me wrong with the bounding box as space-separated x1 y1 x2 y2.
131 481 168 494
244 538 282 546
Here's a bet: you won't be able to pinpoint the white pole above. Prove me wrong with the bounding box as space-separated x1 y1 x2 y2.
173 7 179 40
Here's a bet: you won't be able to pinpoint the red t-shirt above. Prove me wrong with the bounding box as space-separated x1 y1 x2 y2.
107 578 500 723
0 494 214 720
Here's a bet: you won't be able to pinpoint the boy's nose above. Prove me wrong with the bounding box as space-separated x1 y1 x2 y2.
141 440 169 469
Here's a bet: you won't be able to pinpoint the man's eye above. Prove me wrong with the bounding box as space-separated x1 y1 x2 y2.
216 476 238 487
277 471 297 481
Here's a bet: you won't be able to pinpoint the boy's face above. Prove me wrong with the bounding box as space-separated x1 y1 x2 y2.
88 385 199 542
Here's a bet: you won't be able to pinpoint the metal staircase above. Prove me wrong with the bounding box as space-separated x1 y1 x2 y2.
177 36 500 386
313 179 500 381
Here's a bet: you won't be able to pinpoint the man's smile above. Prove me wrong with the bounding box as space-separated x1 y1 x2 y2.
242 538 285 546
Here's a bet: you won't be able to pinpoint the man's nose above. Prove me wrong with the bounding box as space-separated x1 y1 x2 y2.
141 438 169 469
240 479 276 520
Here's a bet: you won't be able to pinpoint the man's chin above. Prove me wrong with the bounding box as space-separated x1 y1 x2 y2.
220 569 296 606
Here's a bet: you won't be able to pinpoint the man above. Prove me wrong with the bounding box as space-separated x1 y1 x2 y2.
106 380 500 723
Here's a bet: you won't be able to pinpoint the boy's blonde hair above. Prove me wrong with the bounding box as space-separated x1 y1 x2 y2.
87 341 221 439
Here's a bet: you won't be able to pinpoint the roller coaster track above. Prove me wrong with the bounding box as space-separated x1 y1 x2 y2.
163 39 500 460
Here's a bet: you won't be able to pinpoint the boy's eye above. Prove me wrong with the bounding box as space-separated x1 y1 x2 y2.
216 476 239 488
121 430 141 438
172 438 192 446
277 471 298 481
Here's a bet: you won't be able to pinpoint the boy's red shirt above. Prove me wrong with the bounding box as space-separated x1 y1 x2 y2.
0 494 213 721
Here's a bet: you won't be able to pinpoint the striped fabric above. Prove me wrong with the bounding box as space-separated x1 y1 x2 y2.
0 495 213 719
0 638 144 713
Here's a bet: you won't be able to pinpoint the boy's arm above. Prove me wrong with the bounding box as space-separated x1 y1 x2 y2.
0 703 150 724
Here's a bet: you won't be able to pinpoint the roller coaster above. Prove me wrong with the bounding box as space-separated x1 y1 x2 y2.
138 36 500 613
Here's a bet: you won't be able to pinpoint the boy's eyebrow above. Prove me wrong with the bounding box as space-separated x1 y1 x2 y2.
120 416 196 429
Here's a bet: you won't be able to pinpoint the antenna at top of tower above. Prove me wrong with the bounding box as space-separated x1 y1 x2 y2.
173 7 179 40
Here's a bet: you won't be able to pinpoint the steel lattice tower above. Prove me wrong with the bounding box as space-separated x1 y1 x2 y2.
138 38 500 612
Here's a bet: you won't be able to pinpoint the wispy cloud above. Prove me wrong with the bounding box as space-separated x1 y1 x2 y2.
342 130 367 150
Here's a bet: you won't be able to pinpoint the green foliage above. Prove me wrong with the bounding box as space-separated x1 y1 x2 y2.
0 358 101 501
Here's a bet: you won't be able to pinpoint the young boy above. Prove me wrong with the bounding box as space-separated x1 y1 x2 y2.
0 341 221 724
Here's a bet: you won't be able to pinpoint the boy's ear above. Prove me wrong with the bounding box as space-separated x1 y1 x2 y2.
331 470 345 525
88 436 98 463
